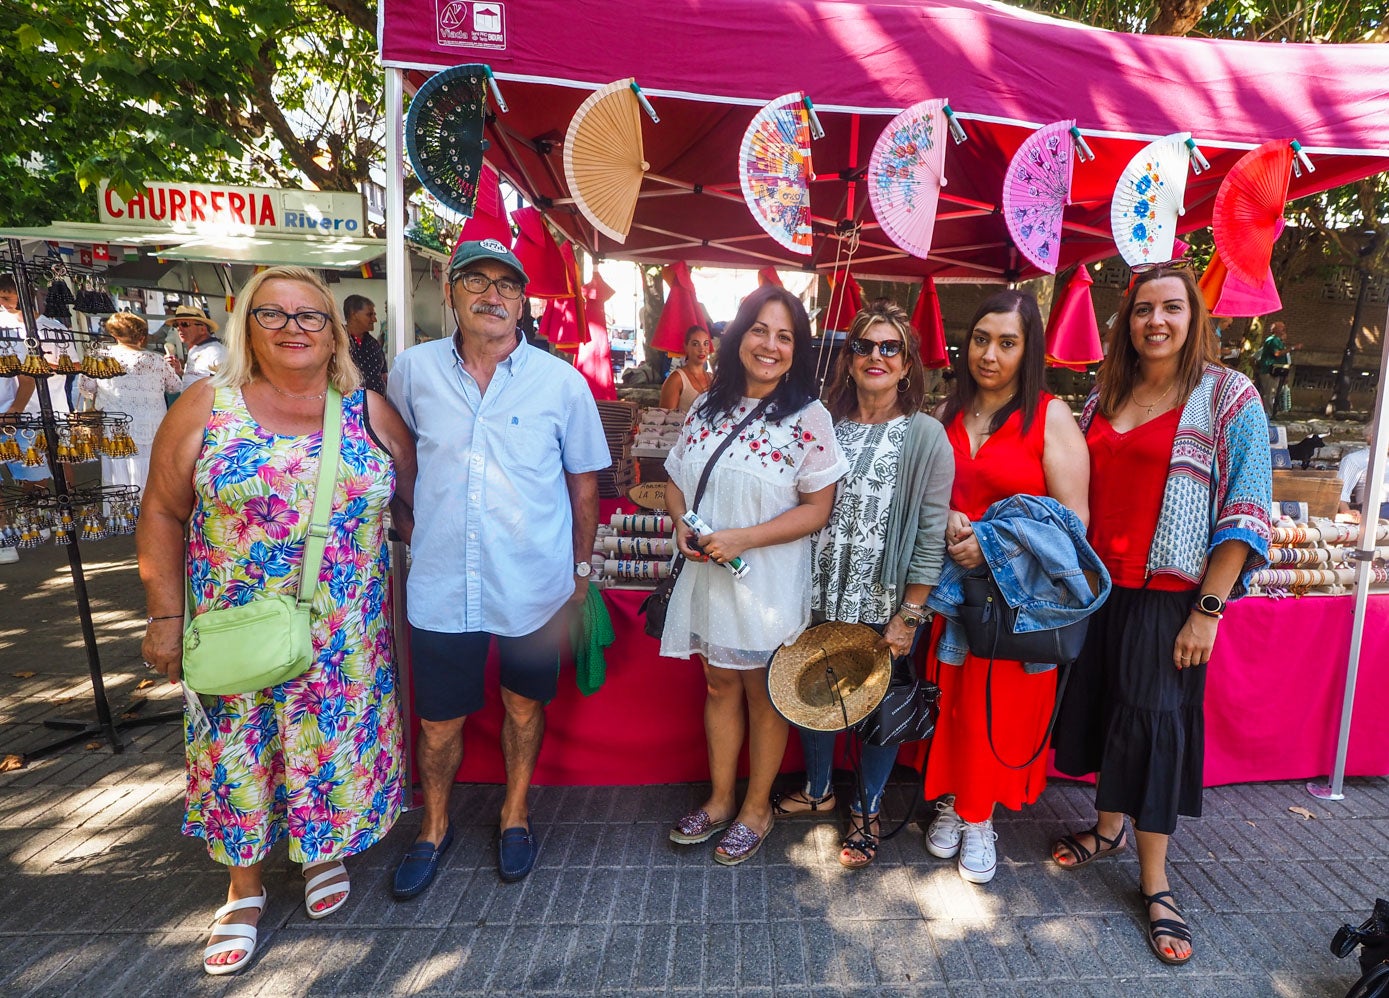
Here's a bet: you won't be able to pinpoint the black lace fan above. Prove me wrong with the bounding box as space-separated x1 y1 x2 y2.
406 64 491 218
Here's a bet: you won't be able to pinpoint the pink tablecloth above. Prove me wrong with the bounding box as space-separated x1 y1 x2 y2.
415 589 1389 787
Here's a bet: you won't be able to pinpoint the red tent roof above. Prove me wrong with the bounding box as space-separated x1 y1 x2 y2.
383 0 1389 281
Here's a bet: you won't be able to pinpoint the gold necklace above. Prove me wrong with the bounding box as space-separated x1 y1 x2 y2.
264 379 327 402
1132 380 1176 414
972 393 1015 420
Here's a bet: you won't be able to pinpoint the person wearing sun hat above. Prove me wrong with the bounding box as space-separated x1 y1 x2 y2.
386 237 610 894
165 304 227 390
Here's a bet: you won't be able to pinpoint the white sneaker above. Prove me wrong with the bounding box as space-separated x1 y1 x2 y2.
925 795 964 859
958 819 998 884
0 546 17 565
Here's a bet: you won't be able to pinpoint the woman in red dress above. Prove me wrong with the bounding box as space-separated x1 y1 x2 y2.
922 289 1090 884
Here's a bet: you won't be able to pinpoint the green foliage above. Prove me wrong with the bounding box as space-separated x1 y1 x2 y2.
0 0 379 226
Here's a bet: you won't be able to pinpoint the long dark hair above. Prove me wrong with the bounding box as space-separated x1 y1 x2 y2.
1098 265 1218 419
696 284 817 423
939 289 1046 433
824 301 927 421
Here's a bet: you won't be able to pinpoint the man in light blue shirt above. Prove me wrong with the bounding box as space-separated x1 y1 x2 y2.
386 239 610 894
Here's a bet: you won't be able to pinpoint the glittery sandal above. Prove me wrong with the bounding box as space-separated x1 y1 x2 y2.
669 808 733 845
713 817 772 866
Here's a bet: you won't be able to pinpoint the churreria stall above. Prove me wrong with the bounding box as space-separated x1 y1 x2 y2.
376 0 1389 789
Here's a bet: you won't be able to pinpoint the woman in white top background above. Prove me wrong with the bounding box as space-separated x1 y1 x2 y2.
661 284 848 865
659 324 713 412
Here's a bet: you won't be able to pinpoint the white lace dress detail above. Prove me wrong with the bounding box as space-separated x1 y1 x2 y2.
660 396 849 670
79 343 180 491
811 416 907 625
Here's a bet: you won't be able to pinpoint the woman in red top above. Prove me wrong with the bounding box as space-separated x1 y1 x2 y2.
922 290 1090 885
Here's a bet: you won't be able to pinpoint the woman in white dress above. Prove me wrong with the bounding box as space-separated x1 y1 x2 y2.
79 312 180 492
662 284 848 865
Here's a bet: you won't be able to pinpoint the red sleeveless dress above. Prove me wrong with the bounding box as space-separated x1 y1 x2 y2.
920 396 1060 823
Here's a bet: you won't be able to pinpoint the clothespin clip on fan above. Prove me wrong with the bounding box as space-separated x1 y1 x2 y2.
1069 125 1095 163
630 82 660 124
1290 139 1315 178
942 103 968 144
483 66 509 113
1184 136 1211 175
802 96 826 141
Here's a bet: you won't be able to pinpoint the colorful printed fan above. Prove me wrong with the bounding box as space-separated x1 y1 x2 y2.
739 93 815 255
1110 133 1191 267
405 64 490 218
1213 139 1294 287
868 99 948 260
563 79 650 243
1001 120 1078 274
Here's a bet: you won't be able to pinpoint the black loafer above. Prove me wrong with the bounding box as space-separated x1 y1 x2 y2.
498 823 539 882
392 826 454 900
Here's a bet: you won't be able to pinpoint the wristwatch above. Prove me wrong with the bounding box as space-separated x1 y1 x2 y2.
1194 593 1225 619
574 561 592 579
897 601 928 628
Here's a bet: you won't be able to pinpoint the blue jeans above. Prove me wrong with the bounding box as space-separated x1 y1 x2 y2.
797 729 899 816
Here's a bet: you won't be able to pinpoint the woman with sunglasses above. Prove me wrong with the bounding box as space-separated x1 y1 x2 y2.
1052 262 1271 966
774 302 953 868
663 284 848 865
138 266 417 974
921 289 1090 885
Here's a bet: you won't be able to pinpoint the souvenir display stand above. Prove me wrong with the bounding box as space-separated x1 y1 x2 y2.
2 238 177 759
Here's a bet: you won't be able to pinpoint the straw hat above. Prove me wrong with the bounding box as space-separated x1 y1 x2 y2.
767 622 892 731
165 305 219 333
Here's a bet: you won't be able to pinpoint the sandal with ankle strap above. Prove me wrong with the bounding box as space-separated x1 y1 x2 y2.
838 812 880 870
1140 889 1193 965
1051 823 1127 869
771 789 836 818
203 890 266 976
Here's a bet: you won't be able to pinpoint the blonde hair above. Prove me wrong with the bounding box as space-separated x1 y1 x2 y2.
824 301 928 420
212 266 361 394
104 312 148 347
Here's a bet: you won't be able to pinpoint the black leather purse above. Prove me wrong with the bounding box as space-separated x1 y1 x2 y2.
640 400 769 640
856 657 939 747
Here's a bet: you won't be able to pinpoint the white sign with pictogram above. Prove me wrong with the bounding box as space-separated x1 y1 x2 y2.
436 0 507 49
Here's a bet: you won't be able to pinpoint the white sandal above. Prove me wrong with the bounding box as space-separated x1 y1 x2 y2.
203 890 266 976
303 860 350 920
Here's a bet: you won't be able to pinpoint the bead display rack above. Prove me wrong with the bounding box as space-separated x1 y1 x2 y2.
2 237 177 760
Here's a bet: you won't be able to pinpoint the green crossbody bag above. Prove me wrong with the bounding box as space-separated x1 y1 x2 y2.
181 387 343 696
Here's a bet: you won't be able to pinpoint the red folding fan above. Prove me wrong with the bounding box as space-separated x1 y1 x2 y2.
1212 139 1293 287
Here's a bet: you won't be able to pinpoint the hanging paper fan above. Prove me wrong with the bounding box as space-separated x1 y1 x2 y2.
1213 139 1293 287
405 64 490 218
1110 132 1191 267
1001 120 1077 274
563 79 649 243
739 92 814 255
868 98 948 260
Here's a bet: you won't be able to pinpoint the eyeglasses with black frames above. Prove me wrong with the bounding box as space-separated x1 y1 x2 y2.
1130 258 1196 275
249 307 331 332
848 338 905 359
454 272 526 300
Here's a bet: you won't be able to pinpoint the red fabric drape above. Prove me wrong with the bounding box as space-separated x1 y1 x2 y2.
511 206 571 298
575 273 618 400
911 276 950 369
1045 265 1104 370
651 261 709 354
823 268 863 333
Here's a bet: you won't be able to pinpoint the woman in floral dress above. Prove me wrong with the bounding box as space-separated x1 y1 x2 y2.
79 312 181 492
138 266 417 975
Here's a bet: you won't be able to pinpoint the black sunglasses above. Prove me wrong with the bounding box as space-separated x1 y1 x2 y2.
848 338 904 358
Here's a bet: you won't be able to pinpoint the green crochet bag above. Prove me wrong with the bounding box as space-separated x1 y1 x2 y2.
181 388 342 696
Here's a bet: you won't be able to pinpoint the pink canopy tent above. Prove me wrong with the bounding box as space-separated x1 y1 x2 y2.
381 0 1389 283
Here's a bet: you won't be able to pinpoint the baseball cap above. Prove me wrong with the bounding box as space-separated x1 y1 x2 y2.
448 238 528 284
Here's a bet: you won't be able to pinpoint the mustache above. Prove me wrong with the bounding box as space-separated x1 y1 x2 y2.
470 302 510 319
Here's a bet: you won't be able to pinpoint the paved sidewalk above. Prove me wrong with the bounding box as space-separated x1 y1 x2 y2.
2 539 1386 996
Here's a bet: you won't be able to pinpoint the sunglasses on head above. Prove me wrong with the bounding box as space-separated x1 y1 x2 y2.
1130 258 1196 275
848 337 904 358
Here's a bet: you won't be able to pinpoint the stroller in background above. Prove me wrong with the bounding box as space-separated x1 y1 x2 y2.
1332 899 1389 997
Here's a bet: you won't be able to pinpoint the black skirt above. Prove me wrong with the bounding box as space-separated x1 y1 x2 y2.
1053 586 1204 835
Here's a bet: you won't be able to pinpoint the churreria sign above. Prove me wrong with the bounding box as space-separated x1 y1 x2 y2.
99 181 367 237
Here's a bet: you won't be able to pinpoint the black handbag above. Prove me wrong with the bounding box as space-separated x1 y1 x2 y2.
856 658 939 747
958 569 1089 666
640 399 769 640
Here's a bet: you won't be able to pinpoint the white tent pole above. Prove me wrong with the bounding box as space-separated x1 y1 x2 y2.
1309 300 1389 801
385 67 412 357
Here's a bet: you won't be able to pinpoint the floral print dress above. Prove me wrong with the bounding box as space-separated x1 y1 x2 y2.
182 386 403 866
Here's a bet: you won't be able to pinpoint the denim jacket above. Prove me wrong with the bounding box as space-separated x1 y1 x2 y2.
926 494 1111 670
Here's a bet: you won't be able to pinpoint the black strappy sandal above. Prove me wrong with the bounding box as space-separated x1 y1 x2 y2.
838 812 880 870
1051 823 1127 869
771 789 836 818
1140 889 1193 965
